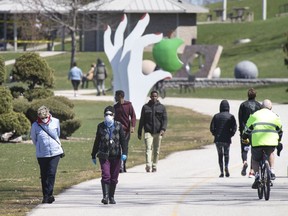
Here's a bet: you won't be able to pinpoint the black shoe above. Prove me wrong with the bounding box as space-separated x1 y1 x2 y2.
225 168 230 177
145 166 150 172
219 173 224 178
48 196 55 203
241 163 248 176
271 172 276 180
101 197 109 204
152 168 157 172
42 196 55 204
42 197 49 203
109 197 116 204
252 176 260 189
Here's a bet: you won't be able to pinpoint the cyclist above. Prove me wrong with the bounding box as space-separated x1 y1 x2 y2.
242 99 283 189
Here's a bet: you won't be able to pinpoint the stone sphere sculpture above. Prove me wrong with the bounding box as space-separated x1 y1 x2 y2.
234 61 258 79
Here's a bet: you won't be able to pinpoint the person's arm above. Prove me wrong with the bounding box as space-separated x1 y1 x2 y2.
130 104 137 133
160 105 167 136
119 124 127 155
230 115 237 137
91 124 100 159
30 123 37 145
138 107 144 139
238 104 244 133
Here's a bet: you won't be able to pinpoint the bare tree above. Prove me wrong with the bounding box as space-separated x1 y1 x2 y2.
17 0 99 68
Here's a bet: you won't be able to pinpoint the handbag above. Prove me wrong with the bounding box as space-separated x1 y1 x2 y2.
38 123 65 158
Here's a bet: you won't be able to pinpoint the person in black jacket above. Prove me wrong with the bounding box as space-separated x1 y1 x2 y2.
138 90 167 173
91 106 127 205
238 88 261 177
210 100 237 177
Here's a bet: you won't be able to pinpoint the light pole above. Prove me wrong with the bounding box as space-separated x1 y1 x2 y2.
262 0 267 20
223 0 227 21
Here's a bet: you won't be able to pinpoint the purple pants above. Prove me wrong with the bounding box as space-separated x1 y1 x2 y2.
100 158 121 185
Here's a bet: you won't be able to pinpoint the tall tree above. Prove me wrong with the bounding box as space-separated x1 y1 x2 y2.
17 0 99 68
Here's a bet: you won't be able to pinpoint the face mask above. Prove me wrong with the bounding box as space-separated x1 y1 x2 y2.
42 118 49 123
104 115 114 127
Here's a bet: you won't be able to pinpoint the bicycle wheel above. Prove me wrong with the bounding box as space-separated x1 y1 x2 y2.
263 161 271 200
257 168 264 199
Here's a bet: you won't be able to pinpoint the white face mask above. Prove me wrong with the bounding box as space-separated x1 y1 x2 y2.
105 115 113 122
104 115 114 126
42 118 49 123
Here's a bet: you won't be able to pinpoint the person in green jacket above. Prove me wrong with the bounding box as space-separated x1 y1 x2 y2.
243 99 283 189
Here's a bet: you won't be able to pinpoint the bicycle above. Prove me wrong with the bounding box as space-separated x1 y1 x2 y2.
257 151 273 200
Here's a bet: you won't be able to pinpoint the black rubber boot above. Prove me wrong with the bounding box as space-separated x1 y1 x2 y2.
123 160 127 172
109 184 116 204
101 182 109 204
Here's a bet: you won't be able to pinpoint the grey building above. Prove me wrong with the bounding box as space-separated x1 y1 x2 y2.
82 0 208 51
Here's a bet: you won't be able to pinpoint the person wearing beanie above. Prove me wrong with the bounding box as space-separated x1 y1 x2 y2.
210 100 237 178
91 105 127 205
238 88 261 177
30 105 64 204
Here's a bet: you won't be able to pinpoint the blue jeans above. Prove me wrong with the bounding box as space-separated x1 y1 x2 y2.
37 155 60 197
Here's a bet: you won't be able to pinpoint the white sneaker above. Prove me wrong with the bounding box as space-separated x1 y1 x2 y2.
248 171 255 178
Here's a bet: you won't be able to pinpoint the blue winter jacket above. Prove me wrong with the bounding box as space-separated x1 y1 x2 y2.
68 66 83 80
30 116 63 158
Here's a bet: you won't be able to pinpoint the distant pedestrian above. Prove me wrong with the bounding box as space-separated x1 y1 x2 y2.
210 100 237 178
238 88 261 177
30 105 64 204
114 90 136 172
81 63 95 89
94 58 107 96
91 106 127 205
68 62 83 97
138 90 167 172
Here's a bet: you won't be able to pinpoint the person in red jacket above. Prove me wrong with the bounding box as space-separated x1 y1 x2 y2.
114 90 136 172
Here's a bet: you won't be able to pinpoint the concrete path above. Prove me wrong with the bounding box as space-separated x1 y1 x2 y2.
28 90 288 216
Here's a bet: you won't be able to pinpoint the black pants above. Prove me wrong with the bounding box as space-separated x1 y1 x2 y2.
121 131 131 171
37 155 60 198
215 142 230 173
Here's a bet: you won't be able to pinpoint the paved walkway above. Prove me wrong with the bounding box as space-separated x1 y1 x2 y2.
28 90 288 216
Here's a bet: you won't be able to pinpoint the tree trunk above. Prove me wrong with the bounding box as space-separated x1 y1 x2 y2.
70 29 77 68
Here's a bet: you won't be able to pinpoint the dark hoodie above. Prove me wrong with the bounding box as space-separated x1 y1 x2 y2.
210 100 237 144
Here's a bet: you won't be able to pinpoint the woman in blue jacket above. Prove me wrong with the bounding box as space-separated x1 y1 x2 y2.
30 106 64 204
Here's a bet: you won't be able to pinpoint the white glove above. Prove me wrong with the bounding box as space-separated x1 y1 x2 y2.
244 146 250 152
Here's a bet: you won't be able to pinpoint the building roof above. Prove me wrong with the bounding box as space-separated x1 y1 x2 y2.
82 0 208 13
0 0 208 14
0 0 70 13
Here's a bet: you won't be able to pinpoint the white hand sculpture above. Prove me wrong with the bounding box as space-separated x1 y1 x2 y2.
104 13 172 118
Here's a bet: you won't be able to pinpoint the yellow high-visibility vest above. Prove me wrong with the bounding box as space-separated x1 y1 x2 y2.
245 108 282 147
